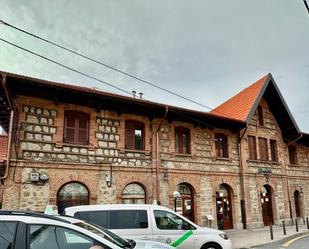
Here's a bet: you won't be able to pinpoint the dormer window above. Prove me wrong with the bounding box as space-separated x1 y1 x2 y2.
257 106 264 126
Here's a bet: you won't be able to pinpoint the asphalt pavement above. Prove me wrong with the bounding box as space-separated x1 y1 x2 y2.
252 234 309 249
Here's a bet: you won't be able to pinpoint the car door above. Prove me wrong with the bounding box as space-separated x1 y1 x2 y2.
152 209 195 249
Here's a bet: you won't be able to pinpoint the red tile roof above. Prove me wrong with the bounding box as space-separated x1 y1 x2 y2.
0 135 8 162
210 74 269 122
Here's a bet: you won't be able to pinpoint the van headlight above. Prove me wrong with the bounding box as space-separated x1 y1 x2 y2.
219 233 228 240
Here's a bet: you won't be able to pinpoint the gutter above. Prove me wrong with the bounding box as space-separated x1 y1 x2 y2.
1 74 14 180
285 133 303 220
238 126 248 229
155 106 169 204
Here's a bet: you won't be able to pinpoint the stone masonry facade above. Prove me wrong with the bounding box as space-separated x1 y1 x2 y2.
2 88 309 231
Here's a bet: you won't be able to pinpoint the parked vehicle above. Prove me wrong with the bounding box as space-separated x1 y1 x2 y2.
65 204 232 249
0 210 175 249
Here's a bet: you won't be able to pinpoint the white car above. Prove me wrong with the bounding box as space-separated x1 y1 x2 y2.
0 210 175 249
65 204 232 249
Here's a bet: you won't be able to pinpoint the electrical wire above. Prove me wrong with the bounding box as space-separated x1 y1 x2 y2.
0 37 134 97
304 0 309 14
0 19 217 112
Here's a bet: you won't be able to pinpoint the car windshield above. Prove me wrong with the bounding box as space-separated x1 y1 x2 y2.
74 222 133 248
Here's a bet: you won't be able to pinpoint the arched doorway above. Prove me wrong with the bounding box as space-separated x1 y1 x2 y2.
216 184 233 230
294 190 301 217
261 185 274 226
122 182 146 204
174 183 195 222
57 182 89 214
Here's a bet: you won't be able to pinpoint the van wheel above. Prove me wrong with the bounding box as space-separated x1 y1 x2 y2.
201 242 222 249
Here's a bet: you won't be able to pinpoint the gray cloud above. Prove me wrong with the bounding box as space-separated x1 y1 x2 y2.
0 0 308 131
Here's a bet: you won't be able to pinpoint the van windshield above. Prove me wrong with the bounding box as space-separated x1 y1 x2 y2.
74 222 133 248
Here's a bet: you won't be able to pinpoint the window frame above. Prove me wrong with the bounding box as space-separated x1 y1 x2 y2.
125 120 145 150
248 135 257 160
63 110 90 145
174 127 191 154
215 133 229 158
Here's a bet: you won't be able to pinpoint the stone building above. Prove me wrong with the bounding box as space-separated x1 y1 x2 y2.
0 71 309 230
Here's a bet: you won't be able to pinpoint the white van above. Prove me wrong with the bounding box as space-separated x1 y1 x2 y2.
65 204 232 249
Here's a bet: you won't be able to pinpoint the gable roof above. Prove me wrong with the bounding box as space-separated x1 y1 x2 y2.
210 73 301 141
0 135 8 163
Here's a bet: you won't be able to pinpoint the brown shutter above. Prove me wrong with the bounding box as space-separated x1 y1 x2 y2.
64 111 76 144
77 113 89 145
270 140 278 162
125 121 135 149
259 138 268 161
289 145 298 165
257 106 264 126
248 136 257 160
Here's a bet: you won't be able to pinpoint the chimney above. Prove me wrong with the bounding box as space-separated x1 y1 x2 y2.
131 90 136 98
138 92 143 99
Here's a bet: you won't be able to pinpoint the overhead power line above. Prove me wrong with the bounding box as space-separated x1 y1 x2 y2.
0 19 215 111
304 0 309 14
0 37 133 96
0 37 221 128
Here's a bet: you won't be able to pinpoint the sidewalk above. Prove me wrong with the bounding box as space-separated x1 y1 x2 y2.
226 223 309 249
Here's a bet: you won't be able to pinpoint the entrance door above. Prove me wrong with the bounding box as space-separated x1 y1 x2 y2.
216 184 233 230
261 186 273 226
294 190 301 217
176 183 195 222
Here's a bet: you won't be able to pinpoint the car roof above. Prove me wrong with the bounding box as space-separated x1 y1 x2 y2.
65 204 172 214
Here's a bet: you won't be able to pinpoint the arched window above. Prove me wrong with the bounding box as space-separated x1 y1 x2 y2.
57 182 89 214
175 183 195 222
122 183 146 204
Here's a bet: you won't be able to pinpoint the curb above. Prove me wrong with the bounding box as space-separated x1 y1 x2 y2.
235 230 309 249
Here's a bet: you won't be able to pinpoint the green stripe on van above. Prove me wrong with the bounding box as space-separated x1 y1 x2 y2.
171 230 193 247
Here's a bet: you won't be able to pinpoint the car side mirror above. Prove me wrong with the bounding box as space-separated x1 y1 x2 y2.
181 222 190 230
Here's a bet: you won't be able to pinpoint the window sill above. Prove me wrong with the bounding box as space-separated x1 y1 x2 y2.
288 164 299 167
121 148 150 155
214 157 231 162
173 153 192 158
247 159 280 166
56 143 95 150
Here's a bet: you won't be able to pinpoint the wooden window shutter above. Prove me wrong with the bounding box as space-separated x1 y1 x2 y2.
270 140 278 162
289 145 298 165
77 113 89 145
175 127 190 154
215 133 228 158
248 136 257 160
125 121 135 150
64 111 89 145
64 111 76 144
259 138 268 161
257 106 264 126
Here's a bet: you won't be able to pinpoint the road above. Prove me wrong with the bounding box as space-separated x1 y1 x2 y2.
254 234 309 249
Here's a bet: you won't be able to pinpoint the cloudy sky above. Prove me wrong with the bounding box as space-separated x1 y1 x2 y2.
0 0 309 133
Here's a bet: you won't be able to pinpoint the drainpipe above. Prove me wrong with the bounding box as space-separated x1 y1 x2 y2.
155 106 168 204
285 133 303 221
1 74 14 180
238 126 248 229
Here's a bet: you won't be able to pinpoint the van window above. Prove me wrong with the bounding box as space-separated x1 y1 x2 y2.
154 210 195 230
75 211 108 228
109 210 148 229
